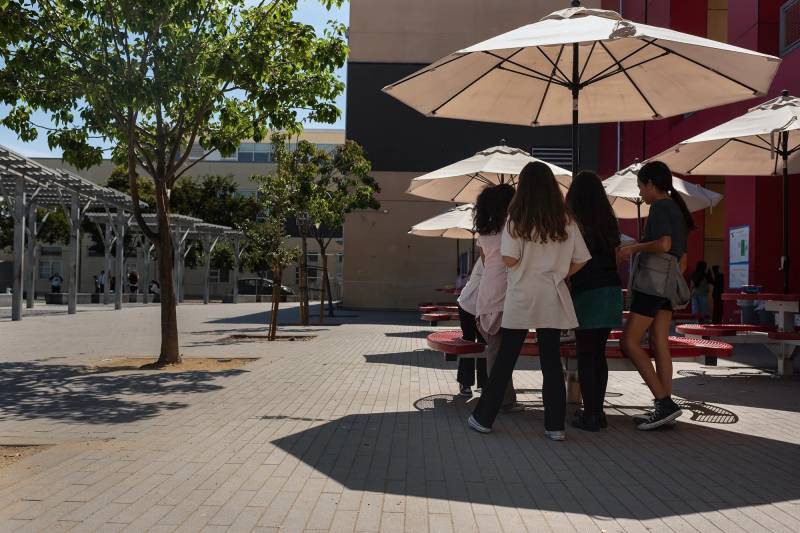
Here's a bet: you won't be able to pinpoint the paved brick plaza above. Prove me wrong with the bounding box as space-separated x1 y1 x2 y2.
1 303 799 532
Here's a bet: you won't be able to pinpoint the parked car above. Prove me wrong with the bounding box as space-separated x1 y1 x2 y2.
237 278 295 301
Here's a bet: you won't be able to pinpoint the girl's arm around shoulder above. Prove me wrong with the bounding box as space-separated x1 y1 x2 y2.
500 222 522 269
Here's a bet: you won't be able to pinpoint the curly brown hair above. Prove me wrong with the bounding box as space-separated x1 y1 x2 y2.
507 161 568 243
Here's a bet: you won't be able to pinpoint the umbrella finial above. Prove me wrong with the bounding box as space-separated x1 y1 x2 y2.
500 138 507 146
781 89 789 97
571 0 581 6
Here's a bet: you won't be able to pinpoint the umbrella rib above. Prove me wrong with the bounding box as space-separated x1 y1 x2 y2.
685 138 734 175
599 41 660 119
581 39 659 86
536 46 571 85
578 41 598 83
731 137 775 152
450 174 483 202
483 51 570 87
498 65 565 85
646 39 760 95
385 53 471 89
582 51 670 87
431 48 526 115
533 45 566 125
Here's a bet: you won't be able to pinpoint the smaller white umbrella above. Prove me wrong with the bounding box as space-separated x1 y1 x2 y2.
604 161 722 221
409 204 475 239
407 144 571 203
410 204 476 277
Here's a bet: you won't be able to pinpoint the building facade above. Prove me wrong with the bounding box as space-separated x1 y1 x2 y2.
344 0 800 312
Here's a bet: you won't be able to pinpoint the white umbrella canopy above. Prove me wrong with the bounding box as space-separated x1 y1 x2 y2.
650 90 800 291
407 144 572 203
604 162 722 219
383 2 780 173
652 91 800 176
408 204 476 239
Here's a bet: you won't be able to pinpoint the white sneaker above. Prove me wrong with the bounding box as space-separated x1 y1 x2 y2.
467 415 491 434
545 430 565 441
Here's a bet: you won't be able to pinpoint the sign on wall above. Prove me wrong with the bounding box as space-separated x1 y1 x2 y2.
729 225 750 289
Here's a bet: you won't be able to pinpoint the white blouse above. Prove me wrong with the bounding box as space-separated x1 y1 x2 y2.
475 233 507 317
500 221 591 330
456 259 483 316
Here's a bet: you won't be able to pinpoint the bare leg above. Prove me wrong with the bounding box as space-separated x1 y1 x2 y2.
649 309 674 396
622 312 667 399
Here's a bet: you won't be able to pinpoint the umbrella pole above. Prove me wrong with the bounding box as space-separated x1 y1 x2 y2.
571 41 580 177
456 239 460 276
782 130 790 293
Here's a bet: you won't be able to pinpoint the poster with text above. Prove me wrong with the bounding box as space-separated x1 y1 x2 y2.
729 225 749 288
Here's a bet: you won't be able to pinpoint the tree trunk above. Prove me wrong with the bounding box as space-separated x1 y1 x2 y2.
269 266 281 341
299 233 309 326
318 253 325 325
324 255 334 317
155 183 180 365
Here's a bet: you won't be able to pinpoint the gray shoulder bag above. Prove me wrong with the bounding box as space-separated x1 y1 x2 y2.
630 252 690 310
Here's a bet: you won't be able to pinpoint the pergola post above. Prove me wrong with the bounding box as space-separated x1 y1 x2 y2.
142 241 153 304
11 172 25 321
67 191 80 315
232 237 240 304
114 210 125 310
25 202 37 309
103 222 112 305
202 234 211 305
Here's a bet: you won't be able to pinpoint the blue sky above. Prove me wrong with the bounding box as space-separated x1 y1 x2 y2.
0 0 350 158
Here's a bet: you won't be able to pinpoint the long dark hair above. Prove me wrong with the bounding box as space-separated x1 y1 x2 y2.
474 183 514 235
566 170 620 255
638 160 696 231
507 161 568 242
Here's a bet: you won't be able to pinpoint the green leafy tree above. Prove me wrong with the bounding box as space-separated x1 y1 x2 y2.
247 162 299 340
0 0 347 363
307 140 379 322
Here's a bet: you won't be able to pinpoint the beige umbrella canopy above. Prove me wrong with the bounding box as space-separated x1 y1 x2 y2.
383 2 780 174
407 144 571 203
651 91 800 291
408 204 475 239
604 161 723 220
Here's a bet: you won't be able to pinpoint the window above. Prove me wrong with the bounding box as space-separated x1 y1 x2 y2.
316 143 338 153
237 143 254 162
39 261 63 280
336 252 343 265
781 0 800 56
40 246 62 257
531 147 572 170
307 251 319 264
209 269 220 283
253 143 271 163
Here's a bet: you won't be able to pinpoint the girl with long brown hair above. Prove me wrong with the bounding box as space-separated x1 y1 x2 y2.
468 162 590 441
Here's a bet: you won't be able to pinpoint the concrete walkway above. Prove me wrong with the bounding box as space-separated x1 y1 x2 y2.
1 303 799 532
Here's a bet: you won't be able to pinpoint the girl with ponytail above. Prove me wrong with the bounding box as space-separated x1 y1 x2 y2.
618 160 694 430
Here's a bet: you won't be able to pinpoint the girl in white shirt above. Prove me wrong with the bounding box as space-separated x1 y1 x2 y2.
469 162 590 441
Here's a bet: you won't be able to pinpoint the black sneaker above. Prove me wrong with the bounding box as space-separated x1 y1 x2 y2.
573 409 607 428
632 410 678 426
636 398 683 430
571 414 601 432
458 385 472 397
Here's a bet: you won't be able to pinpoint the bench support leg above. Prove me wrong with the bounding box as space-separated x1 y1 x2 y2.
776 346 797 377
565 364 582 405
704 356 718 366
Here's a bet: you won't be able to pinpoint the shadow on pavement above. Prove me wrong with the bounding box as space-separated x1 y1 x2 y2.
207 306 419 327
0 361 244 425
271 396 800 520
673 368 800 413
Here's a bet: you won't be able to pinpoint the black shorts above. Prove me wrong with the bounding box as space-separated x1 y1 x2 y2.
629 290 672 318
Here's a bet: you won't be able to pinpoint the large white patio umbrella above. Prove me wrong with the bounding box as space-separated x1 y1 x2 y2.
652 91 800 291
604 160 723 232
407 144 571 203
382 1 780 176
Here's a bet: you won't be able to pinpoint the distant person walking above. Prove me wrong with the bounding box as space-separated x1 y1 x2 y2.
49 272 63 293
98 270 106 292
690 261 712 323
128 270 139 294
711 265 725 323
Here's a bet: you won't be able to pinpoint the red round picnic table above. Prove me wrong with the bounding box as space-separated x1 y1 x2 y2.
721 292 800 301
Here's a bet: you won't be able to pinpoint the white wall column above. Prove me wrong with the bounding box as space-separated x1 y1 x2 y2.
11 172 25 321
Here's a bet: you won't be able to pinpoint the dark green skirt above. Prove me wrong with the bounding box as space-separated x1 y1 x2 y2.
572 286 623 330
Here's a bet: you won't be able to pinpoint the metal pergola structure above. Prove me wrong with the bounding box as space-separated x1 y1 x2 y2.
0 145 144 321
